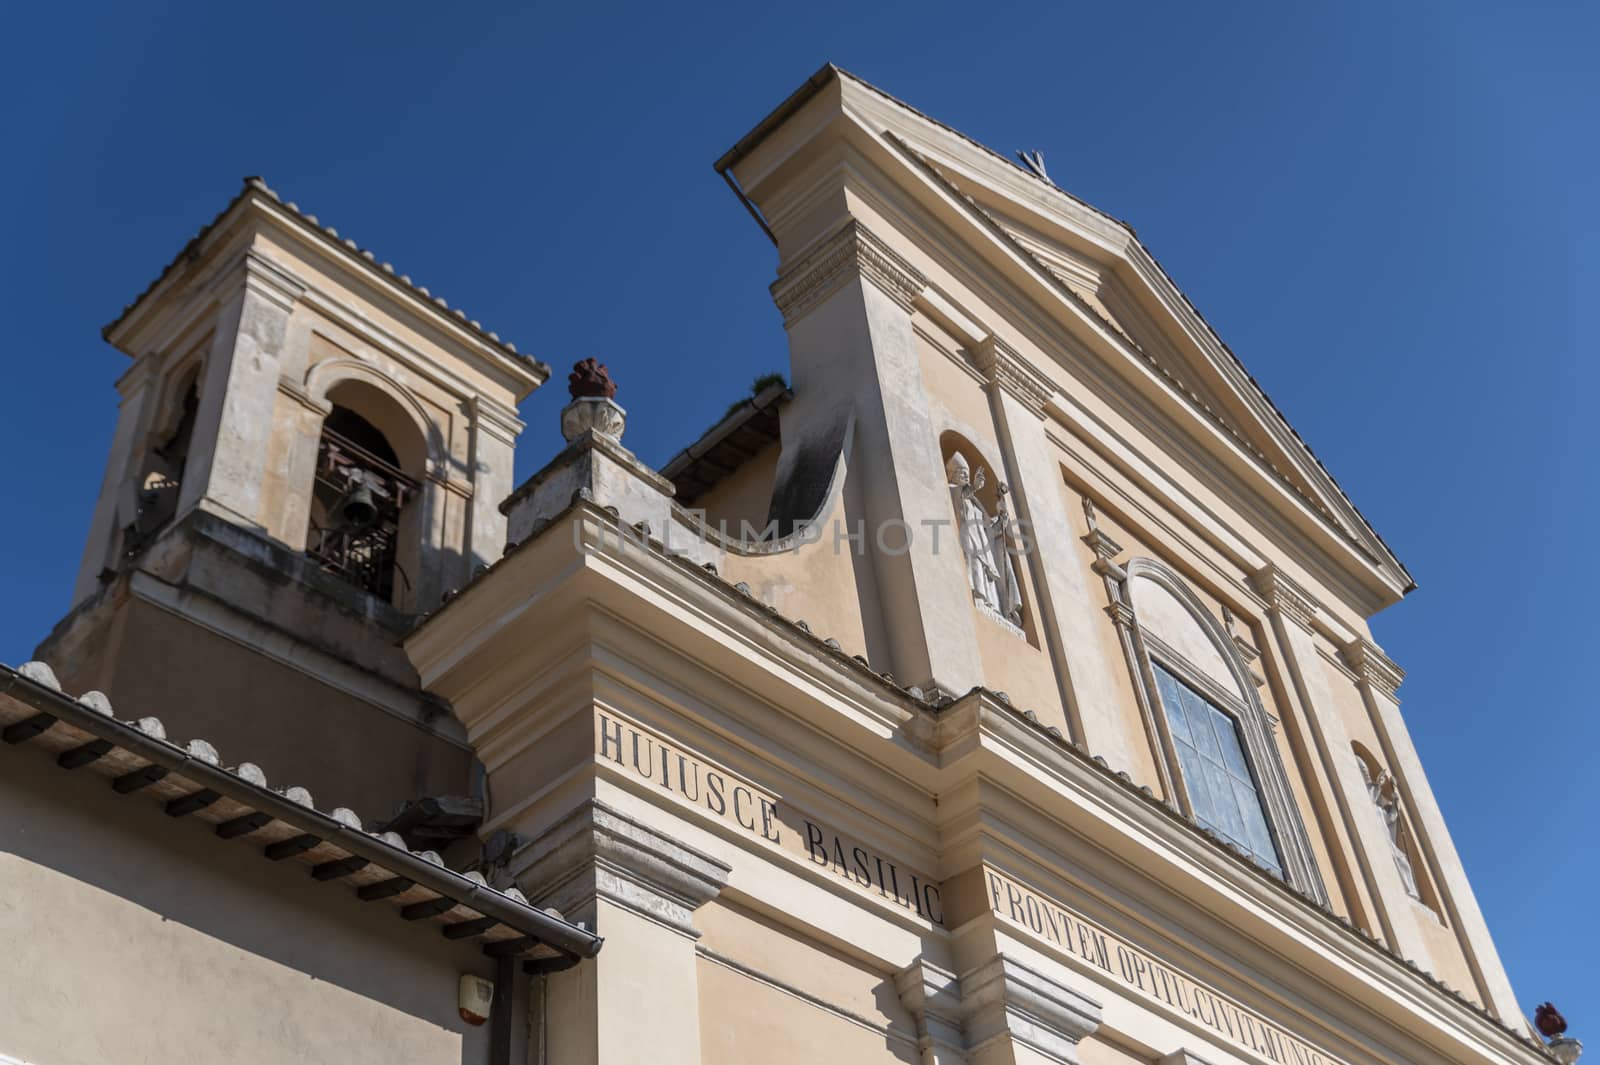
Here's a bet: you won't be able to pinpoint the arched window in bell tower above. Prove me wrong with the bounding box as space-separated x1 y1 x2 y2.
304 384 424 608
123 365 200 559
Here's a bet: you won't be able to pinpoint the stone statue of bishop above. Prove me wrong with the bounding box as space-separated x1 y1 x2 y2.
947 453 1023 626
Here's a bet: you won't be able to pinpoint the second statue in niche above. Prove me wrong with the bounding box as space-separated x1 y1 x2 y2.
946 452 1023 627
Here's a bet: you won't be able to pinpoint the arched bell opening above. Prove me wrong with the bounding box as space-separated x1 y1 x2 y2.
304 381 427 610
122 364 201 559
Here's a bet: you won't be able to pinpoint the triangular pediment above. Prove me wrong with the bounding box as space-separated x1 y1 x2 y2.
719 65 1412 608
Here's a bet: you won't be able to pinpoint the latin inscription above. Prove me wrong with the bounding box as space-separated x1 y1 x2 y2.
596 712 942 925
987 868 1345 1065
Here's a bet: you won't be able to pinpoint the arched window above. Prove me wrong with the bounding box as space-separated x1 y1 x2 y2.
1124 559 1326 901
304 389 422 607
1150 662 1281 875
123 365 201 558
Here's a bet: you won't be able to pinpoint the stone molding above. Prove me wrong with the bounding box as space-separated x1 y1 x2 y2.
959 955 1102 1064
1342 637 1406 699
770 219 928 323
235 247 308 313
974 335 1055 417
1249 564 1320 631
1159 1049 1224 1065
895 959 967 1063
510 799 730 939
469 393 526 446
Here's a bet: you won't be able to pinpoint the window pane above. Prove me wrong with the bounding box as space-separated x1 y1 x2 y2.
1155 670 1193 745
1151 661 1283 875
1207 703 1252 779
1172 739 1217 824
1182 688 1223 760
1203 756 1248 843
1234 778 1280 871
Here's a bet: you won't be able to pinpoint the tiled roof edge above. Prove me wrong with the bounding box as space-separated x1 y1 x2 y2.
101 177 551 384
0 662 601 962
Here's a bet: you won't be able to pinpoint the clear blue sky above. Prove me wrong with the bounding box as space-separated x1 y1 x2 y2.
2 0 1593 1033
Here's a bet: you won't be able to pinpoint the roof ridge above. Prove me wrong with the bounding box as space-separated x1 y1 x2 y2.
103 177 550 381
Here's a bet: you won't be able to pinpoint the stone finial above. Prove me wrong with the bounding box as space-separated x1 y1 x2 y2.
560 359 627 443
1539 1004 1570 1039
568 358 617 400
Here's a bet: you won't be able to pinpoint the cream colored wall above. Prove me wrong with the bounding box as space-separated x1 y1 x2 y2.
696 899 920 1065
1077 1035 1154 1065
914 316 1064 726
0 740 508 1065
50 596 472 819
691 440 780 535
717 449 889 672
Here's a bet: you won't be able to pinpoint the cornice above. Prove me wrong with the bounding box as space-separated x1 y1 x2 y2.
1250 564 1320 632
959 954 1102 1062
509 799 731 939
103 178 550 389
1341 638 1406 700
770 219 928 323
470 393 526 445
411 500 1542 1065
974 334 1055 417
934 691 1544 1065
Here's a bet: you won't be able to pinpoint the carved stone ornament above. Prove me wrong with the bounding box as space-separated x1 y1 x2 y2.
568 357 617 400
947 452 1023 626
509 800 729 938
959 955 1102 1064
769 220 927 324
974 335 1054 417
561 396 627 443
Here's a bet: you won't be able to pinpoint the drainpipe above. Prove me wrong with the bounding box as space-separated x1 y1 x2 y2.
489 953 515 1065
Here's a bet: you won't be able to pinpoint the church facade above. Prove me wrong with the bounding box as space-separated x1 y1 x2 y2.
1 65 1569 1065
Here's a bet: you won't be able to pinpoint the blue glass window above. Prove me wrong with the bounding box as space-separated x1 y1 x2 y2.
1152 662 1282 877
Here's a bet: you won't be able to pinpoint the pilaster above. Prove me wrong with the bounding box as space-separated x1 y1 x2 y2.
513 800 729 1065
511 800 729 938
467 394 523 569
975 335 1123 757
72 361 158 603
1251 565 1428 964
1343 637 1523 1022
959 955 1102 1065
896 952 1102 1065
896 959 969 1065
179 249 306 531
768 217 984 694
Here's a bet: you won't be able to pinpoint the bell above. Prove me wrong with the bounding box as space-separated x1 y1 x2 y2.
334 483 379 528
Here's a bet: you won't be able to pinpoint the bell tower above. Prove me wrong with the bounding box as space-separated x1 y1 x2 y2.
39 177 548 820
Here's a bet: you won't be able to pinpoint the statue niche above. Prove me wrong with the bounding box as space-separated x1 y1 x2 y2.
945 450 1023 627
1356 753 1421 900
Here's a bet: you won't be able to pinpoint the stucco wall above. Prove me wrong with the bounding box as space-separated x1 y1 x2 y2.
0 729 511 1065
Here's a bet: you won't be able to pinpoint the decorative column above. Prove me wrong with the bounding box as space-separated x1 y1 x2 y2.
769 220 983 696
1077 493 1170 791
511 800 730 1065
1344 637 1521 1021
